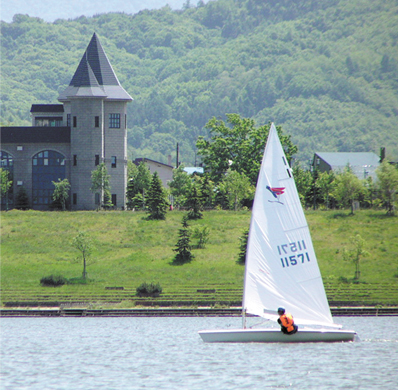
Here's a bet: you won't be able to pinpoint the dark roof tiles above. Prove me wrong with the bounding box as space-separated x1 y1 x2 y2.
30 104 64 113
1 127 70 143
59 33 132 101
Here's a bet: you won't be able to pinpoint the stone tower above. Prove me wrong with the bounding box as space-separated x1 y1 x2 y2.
58 33 132 210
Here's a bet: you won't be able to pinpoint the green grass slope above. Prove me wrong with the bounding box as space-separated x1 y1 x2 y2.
1 209 397 307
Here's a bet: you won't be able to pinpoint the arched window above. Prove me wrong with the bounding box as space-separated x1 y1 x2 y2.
32 150 66 207
0 151 14 208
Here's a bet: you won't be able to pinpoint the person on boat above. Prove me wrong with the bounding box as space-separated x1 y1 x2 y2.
277 307 298 335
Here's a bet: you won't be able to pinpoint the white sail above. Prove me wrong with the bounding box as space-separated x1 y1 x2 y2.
242 123 337 328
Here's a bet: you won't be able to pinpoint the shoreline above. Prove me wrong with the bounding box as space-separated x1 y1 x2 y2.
1 307 398 317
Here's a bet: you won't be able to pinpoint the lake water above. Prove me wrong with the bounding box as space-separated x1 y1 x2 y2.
1 316 397 389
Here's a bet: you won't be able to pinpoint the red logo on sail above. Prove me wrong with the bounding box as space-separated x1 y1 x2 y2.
266 186 285 204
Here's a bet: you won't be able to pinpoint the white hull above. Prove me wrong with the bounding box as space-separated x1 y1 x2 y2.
199 328 357 343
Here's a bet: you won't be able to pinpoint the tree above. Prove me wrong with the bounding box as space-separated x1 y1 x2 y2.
126 161 152 210
91 163 112 209
376 160 398 215
192 226 210 249
52 178 70 211
237 227 249 264
0 168 12 210
317 171 336 209
196 115 297 185
186 184 203 220
333 166 363 214
72 231 94 279
222 169 254 211
198 175 214 208
146 171 169 220
15 186 30 210
342 234 369 281
169 164 192 208
173 216 194 264
292 164 313 207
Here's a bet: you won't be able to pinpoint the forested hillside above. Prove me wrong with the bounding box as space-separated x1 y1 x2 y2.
1 0 398 165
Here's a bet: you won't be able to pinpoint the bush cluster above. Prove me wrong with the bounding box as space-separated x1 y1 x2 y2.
40 275 67 287
136 282 163 297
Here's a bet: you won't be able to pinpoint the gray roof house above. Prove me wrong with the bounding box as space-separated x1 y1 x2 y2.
312 152 381 180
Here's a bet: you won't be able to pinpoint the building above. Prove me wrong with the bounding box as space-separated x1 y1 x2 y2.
133 158 174 188
312 152 381 181
1 33 132 210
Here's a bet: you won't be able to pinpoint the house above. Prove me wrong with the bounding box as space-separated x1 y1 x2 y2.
312 152 381 181
133 158 174 188
0 33 132 210
183 167 204 175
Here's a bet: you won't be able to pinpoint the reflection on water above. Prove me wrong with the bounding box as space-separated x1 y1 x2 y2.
1 316 397 390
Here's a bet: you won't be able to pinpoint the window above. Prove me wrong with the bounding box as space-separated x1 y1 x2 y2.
0 151 14 208
112 194 117 206
32 151 66 207
67 114 71 127
95 155 100 166
111 156 117 168
73 193 77 205
35 117 63 127
73 116 77 128
95 193 100 205
95 116 99 127
73 155 77 166
109 113 120 128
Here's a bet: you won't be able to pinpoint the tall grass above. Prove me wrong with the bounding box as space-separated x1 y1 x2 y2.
1 209 397 295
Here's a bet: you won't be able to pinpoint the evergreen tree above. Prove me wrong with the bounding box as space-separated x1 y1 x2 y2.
199 175 214 208
173 216 194 264
15 186 30 210
186 184 203 220
146 171 169 220
237 228 249 264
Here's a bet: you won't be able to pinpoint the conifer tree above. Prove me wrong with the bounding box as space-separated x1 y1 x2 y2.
15 186 30 210
186 185 203 220
146 171 169 220
173 216 194 265
237 228 249 264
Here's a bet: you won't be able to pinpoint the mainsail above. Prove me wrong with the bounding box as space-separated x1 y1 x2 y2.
242 123 337 328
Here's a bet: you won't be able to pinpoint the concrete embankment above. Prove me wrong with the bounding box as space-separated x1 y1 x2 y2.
1 307 397 317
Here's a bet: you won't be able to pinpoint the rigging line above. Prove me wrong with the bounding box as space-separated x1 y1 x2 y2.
249 319 271 329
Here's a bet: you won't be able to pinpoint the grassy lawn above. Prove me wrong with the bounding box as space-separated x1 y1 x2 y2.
1 209 397 307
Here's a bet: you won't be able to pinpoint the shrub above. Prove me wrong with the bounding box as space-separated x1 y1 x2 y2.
192 226 210 248
40 275 67 287
136 282 163 297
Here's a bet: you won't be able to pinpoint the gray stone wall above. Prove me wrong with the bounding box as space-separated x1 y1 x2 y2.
1 142 71 209
70 98 104 210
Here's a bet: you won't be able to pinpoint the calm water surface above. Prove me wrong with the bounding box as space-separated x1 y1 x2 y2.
1 316 397 389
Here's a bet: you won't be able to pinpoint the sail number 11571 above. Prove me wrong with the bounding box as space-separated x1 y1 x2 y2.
277 240 310 268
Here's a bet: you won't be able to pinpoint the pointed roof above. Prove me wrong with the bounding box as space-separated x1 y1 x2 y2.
58 33 132 101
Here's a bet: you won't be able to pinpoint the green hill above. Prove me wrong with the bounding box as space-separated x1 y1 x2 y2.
1 0 398 164
1 209 397 307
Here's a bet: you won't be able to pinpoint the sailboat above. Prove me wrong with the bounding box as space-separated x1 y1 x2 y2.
199 123 357 343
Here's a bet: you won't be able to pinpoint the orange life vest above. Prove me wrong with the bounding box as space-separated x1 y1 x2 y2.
279 313 295 333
